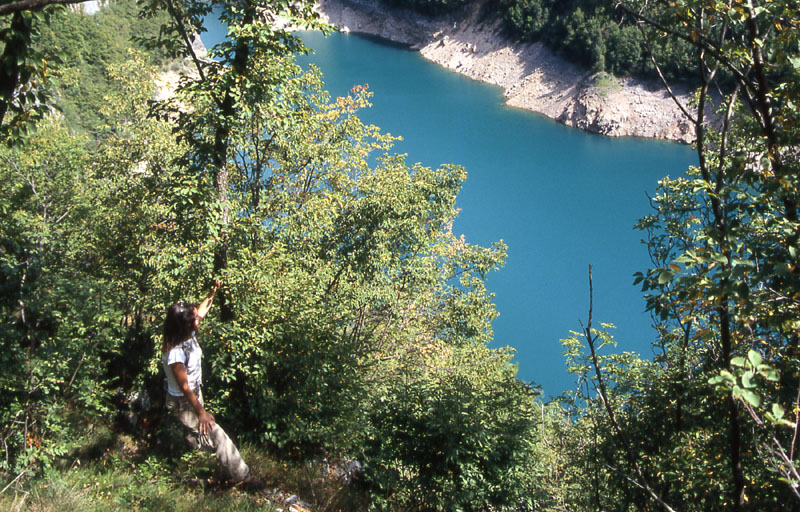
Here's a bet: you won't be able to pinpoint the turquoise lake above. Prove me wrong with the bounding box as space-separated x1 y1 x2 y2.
201 25 697 395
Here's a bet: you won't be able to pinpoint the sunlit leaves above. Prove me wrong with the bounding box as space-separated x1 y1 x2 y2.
577 0 800 507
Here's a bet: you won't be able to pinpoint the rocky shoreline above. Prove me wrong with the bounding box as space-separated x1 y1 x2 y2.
315 0 696 143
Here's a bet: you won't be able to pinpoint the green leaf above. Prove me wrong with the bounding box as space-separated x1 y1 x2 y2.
741 389 761 408
747 350 763 367
730 356 746 368
772 403 785 421
709 370 735 387
711 252 728 264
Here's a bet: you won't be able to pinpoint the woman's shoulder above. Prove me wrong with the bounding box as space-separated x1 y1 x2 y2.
164 340 190 363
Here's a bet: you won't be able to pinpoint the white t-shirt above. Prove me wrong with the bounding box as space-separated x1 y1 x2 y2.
162 334 203 397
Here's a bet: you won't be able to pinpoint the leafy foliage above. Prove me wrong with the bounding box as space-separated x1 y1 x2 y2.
0 51 179 475
1 2 543 509
537 0 800 509
363 344 539 510
32 0 169 134
6 0 800 509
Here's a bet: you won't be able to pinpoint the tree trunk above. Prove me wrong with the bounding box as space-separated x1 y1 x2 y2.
209 7 255 321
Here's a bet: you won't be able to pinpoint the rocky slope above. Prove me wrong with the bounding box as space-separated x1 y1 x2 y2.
315 0 696 143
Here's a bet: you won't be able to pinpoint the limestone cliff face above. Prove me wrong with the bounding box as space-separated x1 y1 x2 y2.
315 0 696 143
557 76 693 141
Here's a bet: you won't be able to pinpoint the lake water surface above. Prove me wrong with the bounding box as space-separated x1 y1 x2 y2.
201 25 697 394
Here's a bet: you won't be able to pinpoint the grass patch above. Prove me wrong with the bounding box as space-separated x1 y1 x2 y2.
592 72 623 97
1 459 278 512
1 430 368 511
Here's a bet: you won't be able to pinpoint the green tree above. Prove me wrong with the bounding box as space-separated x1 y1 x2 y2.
141 0 322 319
629 0 800 506
0 8 51 143
501 0 552 41
555 0 800 509
138 4 542 505
606 25 643 76
0 50 181 475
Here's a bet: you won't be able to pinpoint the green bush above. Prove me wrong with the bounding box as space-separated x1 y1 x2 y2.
0 123 119 475
362 345 540 511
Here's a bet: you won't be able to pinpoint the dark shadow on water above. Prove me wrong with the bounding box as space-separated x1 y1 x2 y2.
347 31 414 50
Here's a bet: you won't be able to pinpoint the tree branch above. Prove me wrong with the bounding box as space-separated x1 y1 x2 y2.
634 20 696 125
0 0 90 17
164 0 208 84
582 265 678 512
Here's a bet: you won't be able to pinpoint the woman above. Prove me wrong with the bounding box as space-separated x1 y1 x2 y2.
162 280 252 483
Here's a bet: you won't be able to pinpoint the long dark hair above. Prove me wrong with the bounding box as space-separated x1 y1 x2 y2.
163 301 196 351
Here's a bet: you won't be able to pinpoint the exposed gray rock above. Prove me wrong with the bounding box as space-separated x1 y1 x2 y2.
315 0 697 143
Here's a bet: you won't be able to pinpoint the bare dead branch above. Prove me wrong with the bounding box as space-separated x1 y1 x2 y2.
634 21 696 125
717 83 742 177
791 381 800 462
0 467 29 495
617 1 764 120
164 0 209 86
582 265 678 512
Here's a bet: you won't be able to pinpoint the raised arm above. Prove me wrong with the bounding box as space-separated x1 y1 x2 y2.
195 279 222 321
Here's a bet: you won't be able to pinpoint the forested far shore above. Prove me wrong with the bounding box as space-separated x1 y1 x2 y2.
314 0 697 142
388 0 697 81
1 0 800 511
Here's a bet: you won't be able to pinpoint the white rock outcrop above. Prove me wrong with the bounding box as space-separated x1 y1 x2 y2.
316 0 696 143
